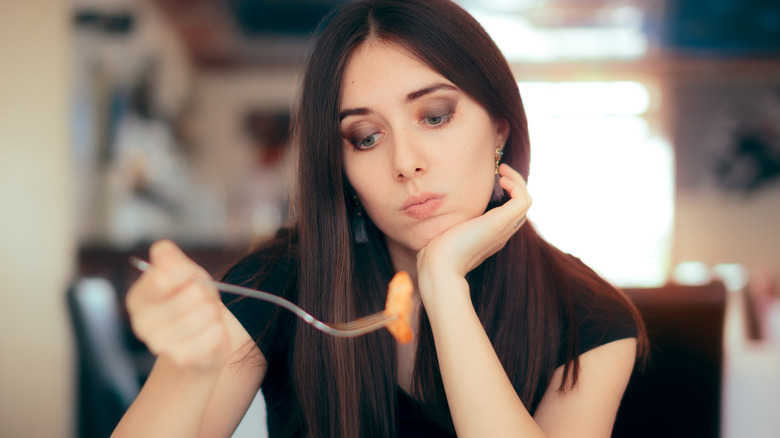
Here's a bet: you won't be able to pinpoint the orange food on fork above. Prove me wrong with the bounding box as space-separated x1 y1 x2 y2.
383 271 414 343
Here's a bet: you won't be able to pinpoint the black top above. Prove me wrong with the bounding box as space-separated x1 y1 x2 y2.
220 248 638 437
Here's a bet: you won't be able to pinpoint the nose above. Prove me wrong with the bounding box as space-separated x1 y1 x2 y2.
391 131 426 181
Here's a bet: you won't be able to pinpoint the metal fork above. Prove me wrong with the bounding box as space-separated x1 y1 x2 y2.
129 256 397 338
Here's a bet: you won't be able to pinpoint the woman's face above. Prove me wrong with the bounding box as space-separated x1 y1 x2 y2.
340 40 508 256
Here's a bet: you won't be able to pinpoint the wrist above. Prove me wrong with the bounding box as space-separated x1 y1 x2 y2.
156 354 225 385
416 253 463 281
417 267 471 313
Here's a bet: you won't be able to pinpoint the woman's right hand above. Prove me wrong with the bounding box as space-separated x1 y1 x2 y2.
126 240 230 374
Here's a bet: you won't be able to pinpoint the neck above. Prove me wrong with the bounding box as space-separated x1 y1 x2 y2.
386 239 419 292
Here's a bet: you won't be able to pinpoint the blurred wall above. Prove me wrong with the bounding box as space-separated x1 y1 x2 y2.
676 190 780 277
0 1 75 437
671 74 780 280
187 68 297 240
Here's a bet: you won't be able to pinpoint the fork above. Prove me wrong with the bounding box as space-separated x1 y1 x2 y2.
129 256 397 338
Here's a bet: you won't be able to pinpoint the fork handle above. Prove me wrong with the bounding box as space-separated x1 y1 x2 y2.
129 256 318 324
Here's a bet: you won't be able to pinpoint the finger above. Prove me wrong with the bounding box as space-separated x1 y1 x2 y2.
151 299 223 354
498 168 531 215
149 239 185 265
141 240 213 301
150 239 210 278
497 163 526 185
500 179 532 215
129 280 218 340
498 165 530 199
163 319 228 370
163 281 221 317
492 188 530 226
128 265 198 306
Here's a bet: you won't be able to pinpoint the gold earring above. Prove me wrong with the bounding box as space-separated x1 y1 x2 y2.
494 144 504 175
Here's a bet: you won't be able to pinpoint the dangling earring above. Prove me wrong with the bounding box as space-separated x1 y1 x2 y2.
491 173 504 202
491 144 505 202
494 144 504 175
351 194 369 244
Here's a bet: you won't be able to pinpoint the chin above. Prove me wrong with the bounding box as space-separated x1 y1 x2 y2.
409 235 434 252
408 216 459 248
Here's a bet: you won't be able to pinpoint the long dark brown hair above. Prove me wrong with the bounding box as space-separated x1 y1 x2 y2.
246 0 647 436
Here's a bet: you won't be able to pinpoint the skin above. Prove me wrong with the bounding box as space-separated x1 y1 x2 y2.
113 242 263 437
112 40 636 438
339 40 508 262
340 40 637 438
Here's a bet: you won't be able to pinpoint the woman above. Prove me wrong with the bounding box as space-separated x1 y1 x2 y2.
113 1 646 437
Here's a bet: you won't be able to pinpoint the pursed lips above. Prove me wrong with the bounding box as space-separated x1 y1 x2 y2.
399 193 444 220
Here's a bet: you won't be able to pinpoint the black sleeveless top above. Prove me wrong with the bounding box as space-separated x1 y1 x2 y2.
220 248 638 437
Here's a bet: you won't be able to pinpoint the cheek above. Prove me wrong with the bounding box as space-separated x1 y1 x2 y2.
450 136 497 179
343 153 367 192
452 134 500 207
344 159 386 215
456 119 499 165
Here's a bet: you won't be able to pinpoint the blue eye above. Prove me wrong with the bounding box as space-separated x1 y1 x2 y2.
424 113 452 127
354 133 381 149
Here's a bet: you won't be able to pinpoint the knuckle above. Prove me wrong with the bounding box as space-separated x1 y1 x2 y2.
147 337 164 355
198 301 219 321
146 343 160 356
179 283 212 311
126 273 154 308
202 324 227 350
149 270 171 294
176 282 199 301
132 318 157 344
137 329 160 353
127 308 152 339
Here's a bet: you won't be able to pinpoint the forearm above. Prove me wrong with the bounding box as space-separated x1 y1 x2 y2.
112 356 221 438
422 274 546 438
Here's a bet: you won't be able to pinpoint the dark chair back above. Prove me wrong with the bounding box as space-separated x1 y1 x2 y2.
612 282 727 438
67 277 141 438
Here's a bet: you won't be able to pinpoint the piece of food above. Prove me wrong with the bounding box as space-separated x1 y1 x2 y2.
383 271 414 343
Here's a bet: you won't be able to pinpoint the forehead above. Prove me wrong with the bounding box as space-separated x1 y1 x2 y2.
340 41 451 108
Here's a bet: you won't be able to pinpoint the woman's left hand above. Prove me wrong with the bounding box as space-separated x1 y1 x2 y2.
416 163 531 286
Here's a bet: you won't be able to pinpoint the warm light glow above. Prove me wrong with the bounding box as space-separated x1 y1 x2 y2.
468 10 648 61
520 81 673 287
519 81 650 116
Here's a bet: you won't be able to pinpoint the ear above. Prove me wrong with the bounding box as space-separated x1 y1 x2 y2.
495 118 510 145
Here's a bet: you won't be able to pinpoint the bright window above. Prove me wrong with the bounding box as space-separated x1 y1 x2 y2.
520 81 673 287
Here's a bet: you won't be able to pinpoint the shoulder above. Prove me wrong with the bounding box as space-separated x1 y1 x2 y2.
570 285 638 353
219 228 299 350
558 256 640 365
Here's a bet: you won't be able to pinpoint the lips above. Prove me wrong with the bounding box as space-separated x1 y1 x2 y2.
399 193 444 220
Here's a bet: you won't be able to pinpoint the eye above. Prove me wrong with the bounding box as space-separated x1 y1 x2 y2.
422 112 453 127
426 115 448 126
353 133 382 150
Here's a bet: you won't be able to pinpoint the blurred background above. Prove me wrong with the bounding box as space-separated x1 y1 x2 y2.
1 0 779 437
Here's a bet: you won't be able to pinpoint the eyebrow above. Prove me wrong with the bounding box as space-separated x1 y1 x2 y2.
339 82 458 121
404 83 458 103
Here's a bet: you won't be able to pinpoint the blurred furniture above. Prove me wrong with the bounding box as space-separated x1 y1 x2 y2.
68 244 249 437
612 281 727 438
77 244 249 353
67 277 145 438
721 285 780 438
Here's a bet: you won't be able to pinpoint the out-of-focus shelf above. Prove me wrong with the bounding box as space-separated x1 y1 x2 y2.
77 244 251 293
511 53 780 82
